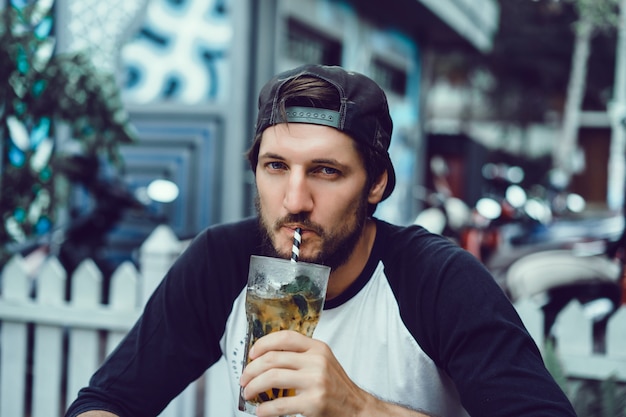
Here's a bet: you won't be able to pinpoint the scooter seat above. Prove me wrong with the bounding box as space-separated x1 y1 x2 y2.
506 249 621 301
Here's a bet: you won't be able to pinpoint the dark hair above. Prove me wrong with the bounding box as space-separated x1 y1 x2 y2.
246 75 387 215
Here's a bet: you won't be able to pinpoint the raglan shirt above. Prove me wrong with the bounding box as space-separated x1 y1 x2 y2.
65 217 576 417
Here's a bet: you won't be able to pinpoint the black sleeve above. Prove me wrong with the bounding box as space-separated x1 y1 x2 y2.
384 225 577 416
64 220 254 417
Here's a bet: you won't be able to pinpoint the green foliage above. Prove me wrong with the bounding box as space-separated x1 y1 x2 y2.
280 274 321 298
574 0 621 33
544 341 626 416
0 1 137 264
475 1 580 125
439 0 620 127
543 339 569 393
567 377 626 417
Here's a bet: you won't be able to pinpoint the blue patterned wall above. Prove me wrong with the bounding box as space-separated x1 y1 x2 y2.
121 0 232 104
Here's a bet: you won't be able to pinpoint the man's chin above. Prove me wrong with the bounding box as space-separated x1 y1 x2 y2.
276 248 321 263
260 237 293 260
294 249 326 265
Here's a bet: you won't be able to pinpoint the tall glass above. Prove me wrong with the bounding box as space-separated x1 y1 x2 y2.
238 255 331 416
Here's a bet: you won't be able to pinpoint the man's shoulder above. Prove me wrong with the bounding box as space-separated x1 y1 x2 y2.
373 217 474 271
374 218 457 251
190 217 261 254
205 216 259 235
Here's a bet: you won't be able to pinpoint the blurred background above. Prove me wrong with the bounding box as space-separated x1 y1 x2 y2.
2 0 625 266
3 0 626 268
1 0 626 415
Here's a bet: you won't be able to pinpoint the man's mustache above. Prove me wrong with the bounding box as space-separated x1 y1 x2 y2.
274 214 324 236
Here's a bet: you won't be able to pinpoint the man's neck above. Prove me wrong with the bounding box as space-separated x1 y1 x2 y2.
325 218 377 300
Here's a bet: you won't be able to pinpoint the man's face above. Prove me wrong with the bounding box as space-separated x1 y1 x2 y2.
255 123 374 269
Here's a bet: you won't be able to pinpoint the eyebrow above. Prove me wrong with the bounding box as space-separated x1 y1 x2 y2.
311 158 344 167
258 152 285 161
258 152 348 169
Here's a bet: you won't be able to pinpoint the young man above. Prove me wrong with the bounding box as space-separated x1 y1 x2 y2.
65 65 576 417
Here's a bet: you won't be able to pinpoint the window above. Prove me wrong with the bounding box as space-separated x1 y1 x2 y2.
286 19 342 66
370 58 407 96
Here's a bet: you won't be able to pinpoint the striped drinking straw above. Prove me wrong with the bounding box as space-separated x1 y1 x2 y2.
291 227 301 263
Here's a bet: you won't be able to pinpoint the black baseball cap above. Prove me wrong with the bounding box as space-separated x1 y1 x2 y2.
255 64 396 201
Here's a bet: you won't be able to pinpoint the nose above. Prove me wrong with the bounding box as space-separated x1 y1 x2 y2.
283 169 314 214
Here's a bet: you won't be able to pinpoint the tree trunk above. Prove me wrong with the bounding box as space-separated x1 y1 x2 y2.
607 0 626 211
553 17 593 178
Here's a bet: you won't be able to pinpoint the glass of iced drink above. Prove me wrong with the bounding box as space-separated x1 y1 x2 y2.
238 255 331 416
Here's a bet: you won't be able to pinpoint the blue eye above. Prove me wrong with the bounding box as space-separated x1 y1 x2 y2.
267 161 286 170
318 166 340 176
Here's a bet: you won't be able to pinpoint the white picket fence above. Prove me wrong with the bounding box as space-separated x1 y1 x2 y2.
515 298 626 382
0 225 231 417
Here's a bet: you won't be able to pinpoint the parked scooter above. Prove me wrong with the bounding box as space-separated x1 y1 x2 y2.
413 156 471 243
459 163 551 264
501 214 625 352
481 176 625 352
415 154 624 351
444 160 624 352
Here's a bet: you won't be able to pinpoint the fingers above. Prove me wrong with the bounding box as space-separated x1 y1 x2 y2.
254 395 306 417
240 330 339 417
240 331 323 405
240 350 302 388
241 366 303 400
248 330 313 360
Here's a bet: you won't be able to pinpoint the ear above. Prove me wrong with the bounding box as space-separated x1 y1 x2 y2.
367 170 388 204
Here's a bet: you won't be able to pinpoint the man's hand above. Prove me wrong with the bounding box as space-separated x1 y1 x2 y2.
239 330 431 417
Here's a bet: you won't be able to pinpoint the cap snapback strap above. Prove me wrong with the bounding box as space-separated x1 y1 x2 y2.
285 106 340 129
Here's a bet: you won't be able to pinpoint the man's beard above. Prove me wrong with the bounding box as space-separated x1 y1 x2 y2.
255 192 369 270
